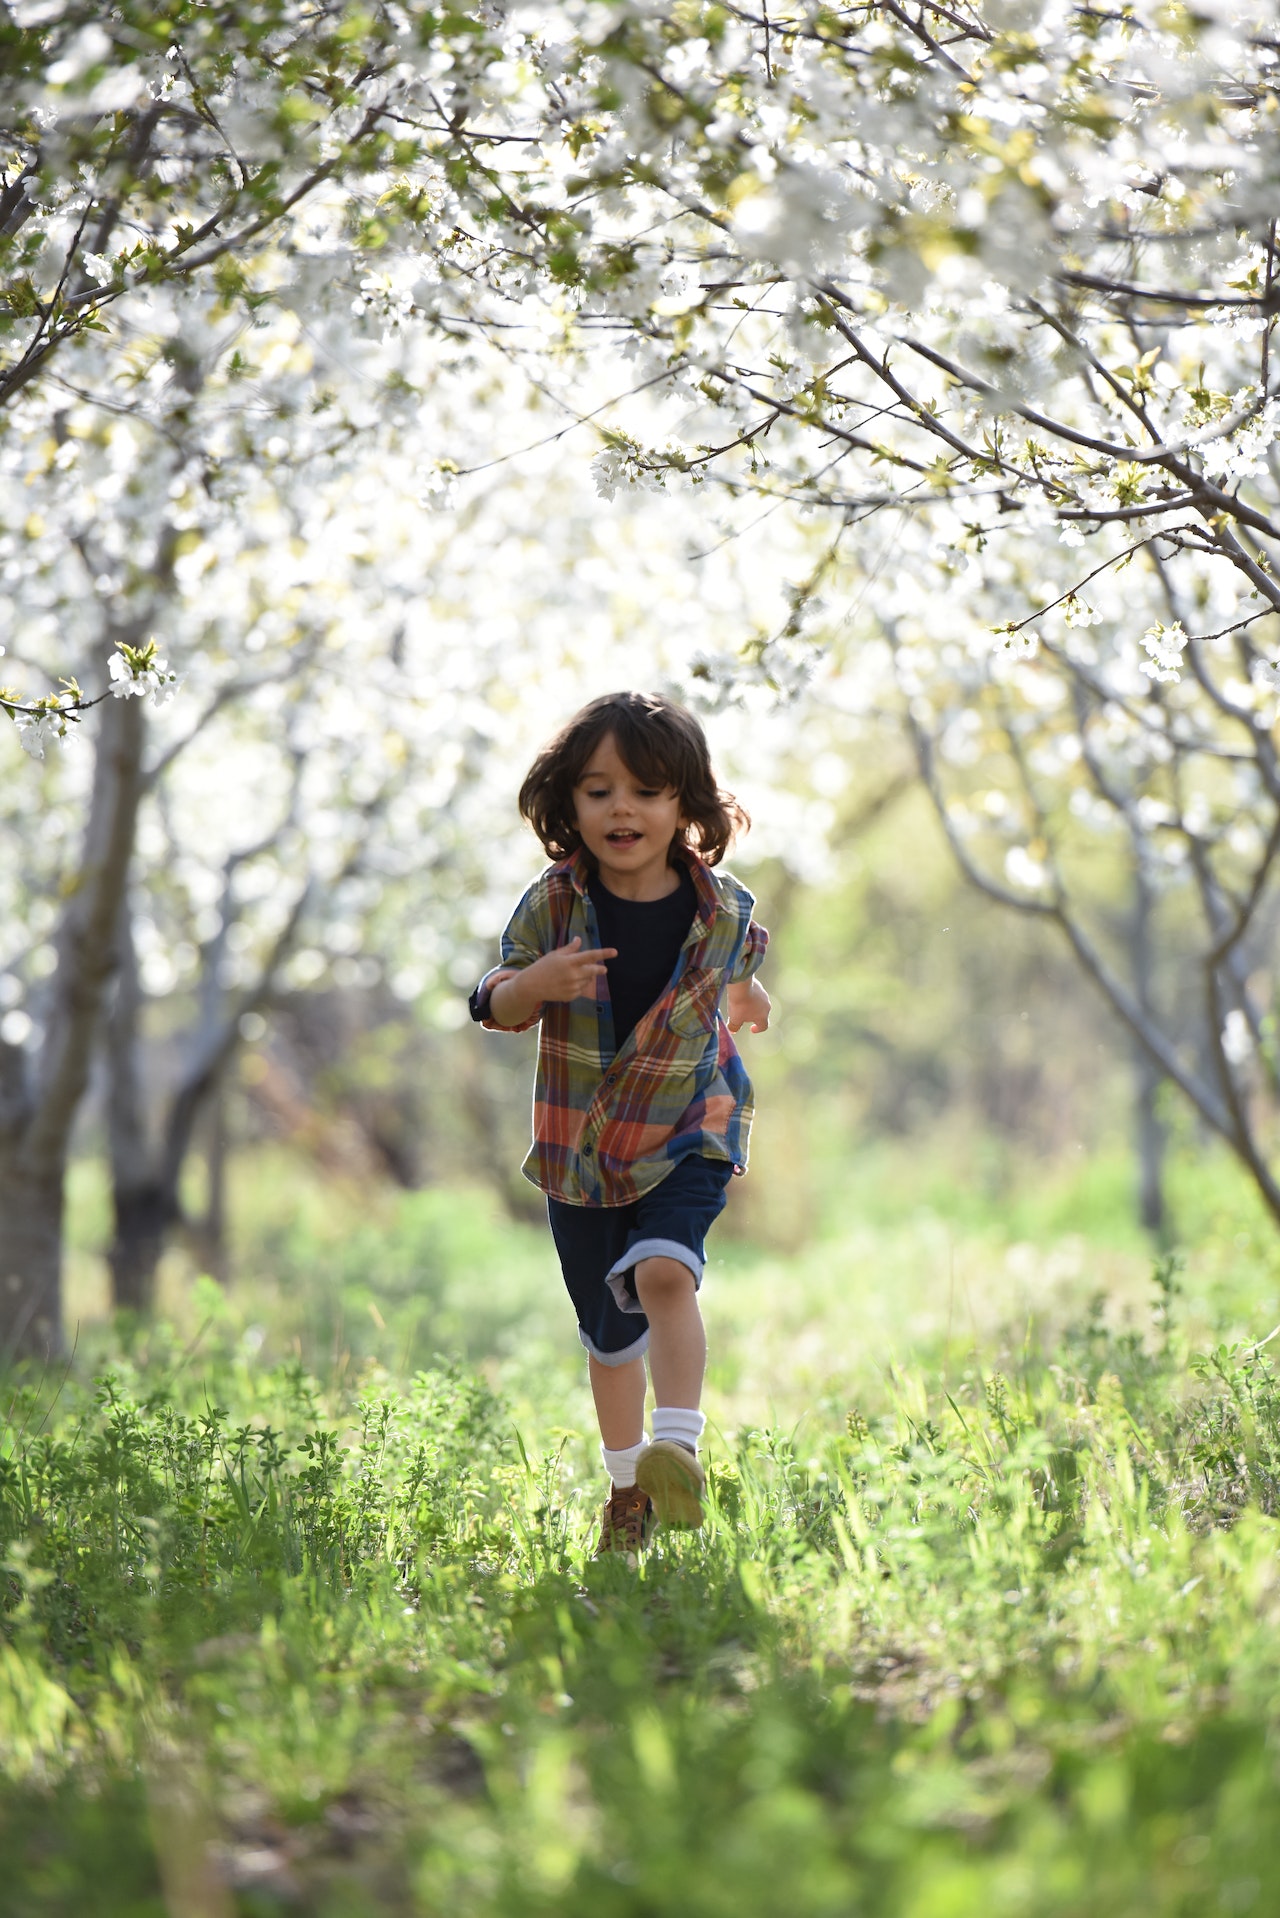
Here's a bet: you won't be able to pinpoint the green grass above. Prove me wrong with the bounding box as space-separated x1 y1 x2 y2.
13 1146 1280 1912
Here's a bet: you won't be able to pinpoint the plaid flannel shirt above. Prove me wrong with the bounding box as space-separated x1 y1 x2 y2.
472 847 768 1207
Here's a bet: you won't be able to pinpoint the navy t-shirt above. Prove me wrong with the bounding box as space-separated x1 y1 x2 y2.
589 863 698 1055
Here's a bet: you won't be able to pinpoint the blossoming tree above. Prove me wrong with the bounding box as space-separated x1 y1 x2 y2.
437 0 1280 1226
0 0 577 1354
12 0 1280 1362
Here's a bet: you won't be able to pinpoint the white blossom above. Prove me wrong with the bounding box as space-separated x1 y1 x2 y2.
1062 597 1103 629
108 646 181 705
350 272 416 339
1199 401 1280 482
417 464 458 512
1221 1009 1253 1066
592 448 625 501
13 711 66 760
1005 846 1049 890
1139 620 1189 684
590 442 665 502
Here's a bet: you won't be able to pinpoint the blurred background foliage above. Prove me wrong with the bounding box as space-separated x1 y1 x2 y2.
59 725 1167 1325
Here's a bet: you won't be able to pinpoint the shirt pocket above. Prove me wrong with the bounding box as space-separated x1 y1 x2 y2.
667 966 722 1041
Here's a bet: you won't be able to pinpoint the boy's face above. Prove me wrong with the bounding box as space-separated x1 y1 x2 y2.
571 732 686 896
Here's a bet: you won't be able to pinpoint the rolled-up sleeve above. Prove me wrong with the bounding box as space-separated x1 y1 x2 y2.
469 879 551 1032
728 918 768 985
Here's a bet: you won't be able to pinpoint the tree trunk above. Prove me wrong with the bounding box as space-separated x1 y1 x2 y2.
107 1179 176 1315
1130 869 1166 1242
1134 1046 1166 1242
104 895 171 1313
0 693 145 1357
197 1079 229 1282
0 1154 65 1362
102 859 310 1308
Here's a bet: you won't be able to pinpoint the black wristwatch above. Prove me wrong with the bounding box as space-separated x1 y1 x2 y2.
468 977 494 1023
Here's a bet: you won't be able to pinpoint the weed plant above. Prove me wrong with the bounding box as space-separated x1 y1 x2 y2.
5 1241 1280 1915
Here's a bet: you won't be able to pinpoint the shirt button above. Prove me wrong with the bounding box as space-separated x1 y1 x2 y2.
582 1142 593 1157
605 1073 617 1087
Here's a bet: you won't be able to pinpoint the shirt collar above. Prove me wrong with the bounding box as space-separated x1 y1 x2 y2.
559 843 718 932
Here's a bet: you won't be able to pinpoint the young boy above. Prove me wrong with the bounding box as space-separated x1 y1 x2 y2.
469 691 770 1554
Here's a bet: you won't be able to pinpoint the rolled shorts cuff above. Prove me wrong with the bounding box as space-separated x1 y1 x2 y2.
578 1323 651 1365
606 1236 705 1316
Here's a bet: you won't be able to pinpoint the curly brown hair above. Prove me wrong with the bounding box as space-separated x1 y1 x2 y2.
518 692 749 867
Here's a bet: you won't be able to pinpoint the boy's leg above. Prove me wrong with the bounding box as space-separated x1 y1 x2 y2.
633 1255 708 1528
632 1256 705 1410
588 1350 647 1452
618 1158 733 1529
587 1350 652 1557
588 1354 652 1557
546 1196 655 1552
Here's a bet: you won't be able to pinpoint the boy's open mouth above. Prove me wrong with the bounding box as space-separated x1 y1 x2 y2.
606 830 641 844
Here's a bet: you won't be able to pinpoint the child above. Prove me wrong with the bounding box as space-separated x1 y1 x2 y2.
469 691 770 1556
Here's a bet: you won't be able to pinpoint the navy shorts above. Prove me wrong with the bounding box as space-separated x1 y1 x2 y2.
547 1154 734 1367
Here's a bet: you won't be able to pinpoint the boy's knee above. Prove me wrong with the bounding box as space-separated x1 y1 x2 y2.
633 1255 696 1306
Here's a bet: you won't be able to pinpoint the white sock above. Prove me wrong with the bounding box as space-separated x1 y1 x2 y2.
651 1407 705 1456
601 1438 648 1488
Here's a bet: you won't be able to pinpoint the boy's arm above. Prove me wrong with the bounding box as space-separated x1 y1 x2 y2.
726 975 771 1033
471 960 546 1033
725 913 770 1034
485 965 542 1029
469 881 552 1033
487 939 617 1027
470 891 618 1031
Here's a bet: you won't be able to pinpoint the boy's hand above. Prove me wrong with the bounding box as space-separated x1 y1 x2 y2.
726 977 771 1034
487 938 616 1027
532 936 617 1003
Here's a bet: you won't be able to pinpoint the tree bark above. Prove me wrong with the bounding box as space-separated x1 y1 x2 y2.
1130 868 1166 1242
0 692 145 1358
194 1079 229 1283
0 1158 64 1363
108 1179 175 1315
103 867 310 1312
104 893 170 1313
1134 1047 1166 1241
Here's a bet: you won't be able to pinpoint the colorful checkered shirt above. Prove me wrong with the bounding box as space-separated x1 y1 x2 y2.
473 848 768 1207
